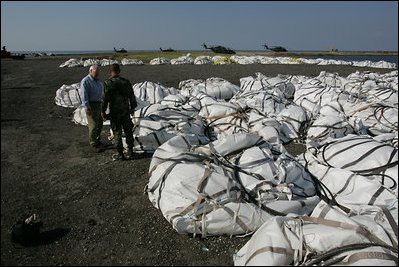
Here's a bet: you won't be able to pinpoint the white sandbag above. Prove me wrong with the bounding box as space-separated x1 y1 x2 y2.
83 59 101 67
294 79 341 116
113 103 208 152
348 103 398 135
54 83 82 108
230 55 260 65
147 133 319 237
121 58 144 65
235 204 398 266
59 58 83 68
276 105 309 140
194 56 213 65
132 81 178 109
160 94 188 107
150 57 171 65
317 71 347 88
180 77 241 100
230 90 288 117
304 134 398 193
170 53 194 65
100 59 120 66
306 115 357 148
239 72 296 99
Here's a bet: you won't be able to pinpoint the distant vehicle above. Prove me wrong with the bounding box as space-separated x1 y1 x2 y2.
160 47 176 52
326 46 339 52
263 44 287 52
114 47 127 53
202 43 236 54
1 46 25 60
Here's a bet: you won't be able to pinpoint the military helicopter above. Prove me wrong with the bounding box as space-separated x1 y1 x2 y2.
263 44 287 52
114 47 127 53
160 47 176 52
202 43 236 54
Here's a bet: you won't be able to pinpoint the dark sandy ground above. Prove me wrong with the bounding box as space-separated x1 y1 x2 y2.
1 58 395 266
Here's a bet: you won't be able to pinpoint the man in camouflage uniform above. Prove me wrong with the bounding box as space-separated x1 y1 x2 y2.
101 64 137 161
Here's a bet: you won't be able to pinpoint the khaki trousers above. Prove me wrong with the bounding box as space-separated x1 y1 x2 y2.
86 102 103 147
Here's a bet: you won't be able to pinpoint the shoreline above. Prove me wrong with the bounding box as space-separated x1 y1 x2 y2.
18 50 398 60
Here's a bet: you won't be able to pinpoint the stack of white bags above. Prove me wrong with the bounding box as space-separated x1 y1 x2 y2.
55 68 398 265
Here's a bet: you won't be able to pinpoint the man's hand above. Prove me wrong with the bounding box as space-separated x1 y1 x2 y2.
85 109 92 116
130 110 135 117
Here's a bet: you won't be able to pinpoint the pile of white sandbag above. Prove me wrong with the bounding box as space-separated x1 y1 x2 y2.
147 133 319 237
121 58 144 65
194 56 213 65
124 104 208 152
150 57 171 65
170 53 194 65
59 58 84 68
100 59 120 66
55 68 398 266
234 200 398 265
234 135 398 265
59 58 143 67
227 55 397 69
58 56 397 68
83 59 101 67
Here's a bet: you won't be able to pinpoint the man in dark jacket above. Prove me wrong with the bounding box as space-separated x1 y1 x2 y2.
101 64 137 160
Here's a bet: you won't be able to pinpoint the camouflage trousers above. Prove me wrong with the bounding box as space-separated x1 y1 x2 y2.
87 102 103 147
111 115 134 153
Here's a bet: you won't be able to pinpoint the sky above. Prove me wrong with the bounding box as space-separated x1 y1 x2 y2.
1 1 398 52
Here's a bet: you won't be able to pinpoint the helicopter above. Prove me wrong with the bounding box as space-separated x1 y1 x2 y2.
160 47 176 52
202 43 236 54
114 47 127 53
263 44 287 52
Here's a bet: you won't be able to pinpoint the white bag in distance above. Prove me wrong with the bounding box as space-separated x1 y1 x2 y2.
150 57 171 65
194 56 213 65
132 81 178 109
234 203 398 266
121 58 144 65
180 77 241 100
54 83 82 108
59 58 83 68
83 59 101 67
170 54 194 65
147 133 319 237
100 59 120 66
230 55 260 65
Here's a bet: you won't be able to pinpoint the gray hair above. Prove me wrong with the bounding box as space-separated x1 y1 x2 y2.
89 65 98 72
